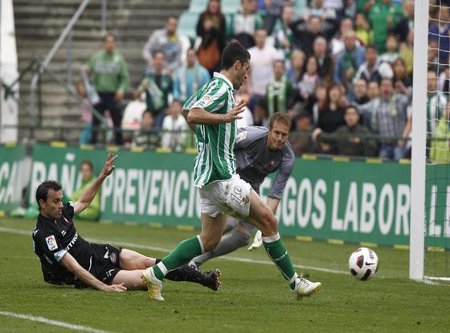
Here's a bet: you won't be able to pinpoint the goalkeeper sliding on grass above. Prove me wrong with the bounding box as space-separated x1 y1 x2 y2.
141 42 321 301
187 113 296 270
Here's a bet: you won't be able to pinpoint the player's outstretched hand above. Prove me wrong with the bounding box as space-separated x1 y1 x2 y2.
224 99 246 123
101 151 118 177
103 283 127 292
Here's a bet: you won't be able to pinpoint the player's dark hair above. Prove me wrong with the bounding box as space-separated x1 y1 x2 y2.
221 41 251 70
269 112 292 130
36 181 62 210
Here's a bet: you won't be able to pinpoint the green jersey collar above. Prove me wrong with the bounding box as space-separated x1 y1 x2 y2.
213 72 234 90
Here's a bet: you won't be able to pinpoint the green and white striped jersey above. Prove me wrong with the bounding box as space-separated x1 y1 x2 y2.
183 72 237 187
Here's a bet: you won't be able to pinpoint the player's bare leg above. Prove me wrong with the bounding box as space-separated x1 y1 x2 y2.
119 249 155 270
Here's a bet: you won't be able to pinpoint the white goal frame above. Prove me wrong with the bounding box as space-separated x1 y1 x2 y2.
409 0 429 281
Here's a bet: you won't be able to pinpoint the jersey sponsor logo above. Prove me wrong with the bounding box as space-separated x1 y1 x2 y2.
104 248 110 259
197 94 212 108
65 232 79 252
45 235 58 251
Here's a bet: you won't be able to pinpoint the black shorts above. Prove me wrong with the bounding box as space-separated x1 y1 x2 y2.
87 243 122 285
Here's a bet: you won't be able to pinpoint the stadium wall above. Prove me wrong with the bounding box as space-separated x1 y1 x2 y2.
1 143 449 248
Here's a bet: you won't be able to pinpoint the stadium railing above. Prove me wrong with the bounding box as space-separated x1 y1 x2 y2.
3 123 431 162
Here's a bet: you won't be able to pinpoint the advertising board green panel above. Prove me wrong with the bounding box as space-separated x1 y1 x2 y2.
28 143 450 247
0 144 26 211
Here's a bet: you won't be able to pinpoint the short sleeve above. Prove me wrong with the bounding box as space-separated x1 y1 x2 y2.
33 230 67 264
191 82 228 113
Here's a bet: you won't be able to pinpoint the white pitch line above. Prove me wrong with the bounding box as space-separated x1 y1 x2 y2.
0 311 111 333
0 226 348 275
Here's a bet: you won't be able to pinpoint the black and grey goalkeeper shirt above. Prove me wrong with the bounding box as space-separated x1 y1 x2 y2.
234 126 295 199
32 203 92 284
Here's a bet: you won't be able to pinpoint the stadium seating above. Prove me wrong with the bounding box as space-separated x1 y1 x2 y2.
177 11 199 42
188 0 207 13
221 0 241 15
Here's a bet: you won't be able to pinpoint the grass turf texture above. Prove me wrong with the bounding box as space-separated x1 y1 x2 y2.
0 218 448 333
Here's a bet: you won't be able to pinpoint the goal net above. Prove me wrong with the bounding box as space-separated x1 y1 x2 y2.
410 0 450 281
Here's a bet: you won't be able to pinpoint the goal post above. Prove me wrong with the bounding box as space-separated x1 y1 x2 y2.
409 0 429 281
410 0 450 282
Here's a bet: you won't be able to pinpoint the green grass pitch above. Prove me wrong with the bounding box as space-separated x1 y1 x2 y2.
0 218 448 333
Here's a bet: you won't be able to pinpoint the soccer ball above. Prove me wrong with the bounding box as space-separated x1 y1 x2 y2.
348 247 379 281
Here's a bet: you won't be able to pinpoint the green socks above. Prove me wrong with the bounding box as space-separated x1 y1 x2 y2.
153 235 204 280
263 233 298 290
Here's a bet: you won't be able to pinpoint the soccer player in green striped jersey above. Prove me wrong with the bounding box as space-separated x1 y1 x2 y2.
142 42 321 301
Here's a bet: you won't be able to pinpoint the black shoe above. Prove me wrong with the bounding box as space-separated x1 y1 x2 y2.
204 269 221 291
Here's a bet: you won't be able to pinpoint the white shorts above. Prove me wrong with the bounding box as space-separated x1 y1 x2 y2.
199 175 252 218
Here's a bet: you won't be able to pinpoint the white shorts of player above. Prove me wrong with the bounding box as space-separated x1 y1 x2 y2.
199 175 252 219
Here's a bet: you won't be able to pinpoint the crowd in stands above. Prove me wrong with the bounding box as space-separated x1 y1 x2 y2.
80 0 450 161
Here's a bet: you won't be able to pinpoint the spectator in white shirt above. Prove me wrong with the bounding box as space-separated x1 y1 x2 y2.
161 100 189 152
248 28 283 100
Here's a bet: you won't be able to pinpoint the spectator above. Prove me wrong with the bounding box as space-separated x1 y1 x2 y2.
296 56 320 105
379 34 399 64
86 33 129 145
248 28 283 100
398 27 414 74
232 0 264 48
351 78 370 110
307 83 328 126
291 15 333 57
285 49 306 85
313 84 346 138
161 100 189 152
264 0 289 35
355 12 372 46
196 0 227 75
392 57 412 97
334 105 376 157
334 30 365 89
330 17 354 57
354 45 382 83
121 91 147 143
173 48 210 103
273 3 295 61
138 51 173 128
427 70 448 138
303 0 337 21
142 17 187 74
439 68 450 93
367 0 404 53
266 60 295 117
132 110 160 150
392 0 414 43
344 0 357 19
429 5 450 66
367 80 380 102
430 101 450 164
362 78 410 160
313 36 333 83
289 112 315 156
70 161 100 221
75 81 92 145
253 99 270 127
